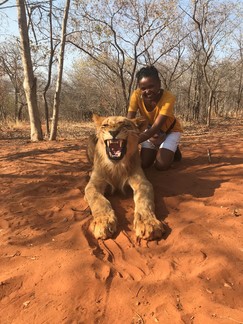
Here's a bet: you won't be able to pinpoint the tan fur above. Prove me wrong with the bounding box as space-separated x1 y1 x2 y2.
84 114 165 240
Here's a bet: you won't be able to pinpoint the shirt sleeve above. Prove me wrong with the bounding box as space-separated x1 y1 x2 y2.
159 91 175 117
128 90 139 112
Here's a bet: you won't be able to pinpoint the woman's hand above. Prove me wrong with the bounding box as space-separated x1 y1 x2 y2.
139 131 166 146
148 132 166 147
139 132 149 143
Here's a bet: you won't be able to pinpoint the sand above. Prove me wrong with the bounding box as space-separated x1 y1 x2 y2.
0 119 243 324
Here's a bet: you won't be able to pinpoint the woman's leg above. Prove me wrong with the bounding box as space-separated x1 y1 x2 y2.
140 147 157 168
154 148 174 170
155 132 182 170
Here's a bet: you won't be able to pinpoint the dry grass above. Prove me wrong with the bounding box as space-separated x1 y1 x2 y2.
1 117 242 141
0 120 95 140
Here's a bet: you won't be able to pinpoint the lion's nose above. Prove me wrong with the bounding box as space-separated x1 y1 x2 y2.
109 130 119 138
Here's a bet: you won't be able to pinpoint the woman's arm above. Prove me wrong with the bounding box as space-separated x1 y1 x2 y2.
127 111 137 119
139 114 168 143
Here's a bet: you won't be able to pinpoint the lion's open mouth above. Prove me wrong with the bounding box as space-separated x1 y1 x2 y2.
105 139 127 160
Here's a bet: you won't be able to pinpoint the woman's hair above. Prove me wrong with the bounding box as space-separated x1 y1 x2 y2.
136 65 160 82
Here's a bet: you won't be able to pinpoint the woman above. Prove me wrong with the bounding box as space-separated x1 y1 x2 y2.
127 66 183 170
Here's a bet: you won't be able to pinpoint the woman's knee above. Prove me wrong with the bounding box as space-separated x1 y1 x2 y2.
140 148 157 168
141 159 154 169
154 159 171 171
154 149 174 171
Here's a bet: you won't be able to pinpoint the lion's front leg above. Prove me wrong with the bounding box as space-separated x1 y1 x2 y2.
133 212 164 241
85 177 117 240
128 171 165 241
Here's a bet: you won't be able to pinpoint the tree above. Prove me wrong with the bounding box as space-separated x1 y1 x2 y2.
189 0 237 125
68 0 181 111
64 59 126 119
20 0 71 140
0 78 12 121
49 0 70 140
41 0 57 136
234 31 243 115
1 0 242 127
16 0 43 140
0 38 26 122
24 0 64 136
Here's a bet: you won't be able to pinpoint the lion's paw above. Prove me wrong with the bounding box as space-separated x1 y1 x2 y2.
90 216 117 240
134 213 165 241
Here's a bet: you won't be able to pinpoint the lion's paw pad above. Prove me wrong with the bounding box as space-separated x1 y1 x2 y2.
90 217 117 240
134 217 165 241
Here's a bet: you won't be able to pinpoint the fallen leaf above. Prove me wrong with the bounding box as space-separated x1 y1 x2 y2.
23 300 31 308
233 209 241 217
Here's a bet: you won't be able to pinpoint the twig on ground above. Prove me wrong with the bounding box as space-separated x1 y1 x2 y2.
207 148 212 163
135 286 143 298
134 312 144 324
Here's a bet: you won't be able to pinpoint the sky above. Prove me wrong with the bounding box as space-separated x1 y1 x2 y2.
0 0 18 41
0 0 77 72
1 0 242 71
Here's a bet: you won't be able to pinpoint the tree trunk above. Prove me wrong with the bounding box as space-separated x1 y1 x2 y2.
49 0 70 140
207 90 214 127
14 87 18 122
16 0 43 141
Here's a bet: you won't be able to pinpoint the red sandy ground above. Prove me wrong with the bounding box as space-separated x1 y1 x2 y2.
0 118 243 324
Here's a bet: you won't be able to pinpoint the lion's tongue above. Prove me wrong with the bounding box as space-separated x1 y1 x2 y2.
110 142 121 157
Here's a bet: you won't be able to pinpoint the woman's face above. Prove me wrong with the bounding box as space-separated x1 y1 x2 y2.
138 76 161 101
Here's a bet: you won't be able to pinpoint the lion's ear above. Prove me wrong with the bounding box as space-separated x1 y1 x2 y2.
132 117 148 132
92 114 106 127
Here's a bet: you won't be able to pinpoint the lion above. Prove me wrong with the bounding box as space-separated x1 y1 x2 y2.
84 114 165 241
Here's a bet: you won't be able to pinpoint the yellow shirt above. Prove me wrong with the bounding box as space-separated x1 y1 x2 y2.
128 89 183 133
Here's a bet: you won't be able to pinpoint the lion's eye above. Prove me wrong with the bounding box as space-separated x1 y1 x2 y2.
101 124 109 128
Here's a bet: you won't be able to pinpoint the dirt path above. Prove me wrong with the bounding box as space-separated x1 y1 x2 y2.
0 119 243 324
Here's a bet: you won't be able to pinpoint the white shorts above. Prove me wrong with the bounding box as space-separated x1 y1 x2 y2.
141 132 182 153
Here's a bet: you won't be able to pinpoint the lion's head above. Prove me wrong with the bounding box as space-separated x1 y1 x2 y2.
92 115 147 162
